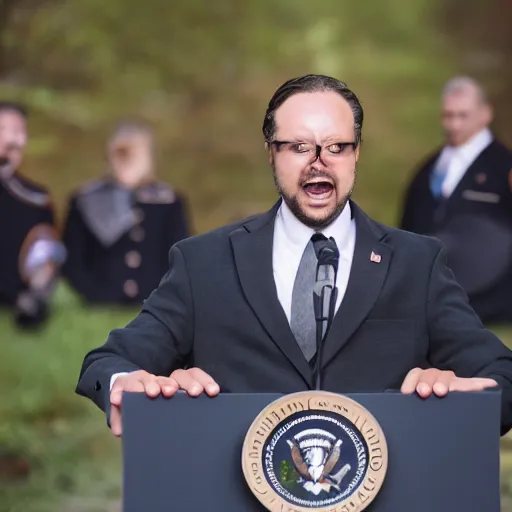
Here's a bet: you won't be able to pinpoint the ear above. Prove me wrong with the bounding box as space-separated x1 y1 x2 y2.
354 144 361 163
265 141 274 166
483 104 494 126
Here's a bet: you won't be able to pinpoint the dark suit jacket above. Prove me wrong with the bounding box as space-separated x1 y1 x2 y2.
0 172 56 305
62 179 190 305
399 139 512 324
76 200 512 434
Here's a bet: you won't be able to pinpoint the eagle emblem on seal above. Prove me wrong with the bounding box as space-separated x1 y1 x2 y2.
286 428 351 495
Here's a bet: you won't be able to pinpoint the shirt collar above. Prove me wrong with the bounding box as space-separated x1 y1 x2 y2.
278 199 353 261
447 127 493 163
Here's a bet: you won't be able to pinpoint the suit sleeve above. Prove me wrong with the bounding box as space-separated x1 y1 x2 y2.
39 201 55 226
398 181 416 232
399 155 435 232
426 243 512 434
75 244 194 414
399 168 426 232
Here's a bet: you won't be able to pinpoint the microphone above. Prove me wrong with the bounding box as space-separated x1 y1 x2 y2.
312 235 339 390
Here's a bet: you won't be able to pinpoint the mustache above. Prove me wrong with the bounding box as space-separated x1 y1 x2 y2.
299 169 336 187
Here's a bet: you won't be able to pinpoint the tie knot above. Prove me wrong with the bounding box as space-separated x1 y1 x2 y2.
311 232 327 242
311 233 328 253
311 233 339 268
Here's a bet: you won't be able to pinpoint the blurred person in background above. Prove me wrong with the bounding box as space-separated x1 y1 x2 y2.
61 120 190 306
400 77 512 325
0 101 66 328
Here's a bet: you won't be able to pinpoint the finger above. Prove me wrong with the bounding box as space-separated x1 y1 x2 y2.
416 369 447 398
110 387 124 407
156 376 179 397
170 369 205 397
139 374 164 398
401 368 423 394
449 377 498 393
110 404 122 437
187 368 220 396
480 378 499 389
110 378 145 407
432 370 456 397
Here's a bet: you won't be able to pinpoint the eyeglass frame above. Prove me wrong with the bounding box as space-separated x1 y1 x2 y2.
268 139 358 162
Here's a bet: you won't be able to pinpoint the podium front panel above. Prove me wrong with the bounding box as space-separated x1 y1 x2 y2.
122 391 501 511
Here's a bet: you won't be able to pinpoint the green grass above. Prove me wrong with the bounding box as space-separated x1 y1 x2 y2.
1 283 512 511
0 284 133 512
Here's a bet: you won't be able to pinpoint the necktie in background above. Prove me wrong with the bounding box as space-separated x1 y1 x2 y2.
290 233 336 362
430 151 454 199
430 167 447 198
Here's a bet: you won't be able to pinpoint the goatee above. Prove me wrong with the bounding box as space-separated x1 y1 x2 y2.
272 167 353 230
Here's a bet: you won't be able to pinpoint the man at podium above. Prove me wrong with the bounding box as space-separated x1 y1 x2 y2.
75 74 512 438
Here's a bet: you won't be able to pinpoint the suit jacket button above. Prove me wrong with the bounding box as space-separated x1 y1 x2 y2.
94 381 102 391
132 208 145 223
124 279 138 297
130 226 145 242
125 250 141 268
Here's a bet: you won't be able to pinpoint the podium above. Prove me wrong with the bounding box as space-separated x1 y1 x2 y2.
121 390 502 511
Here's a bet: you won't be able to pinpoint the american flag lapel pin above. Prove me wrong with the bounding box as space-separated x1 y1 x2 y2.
370 251 381 263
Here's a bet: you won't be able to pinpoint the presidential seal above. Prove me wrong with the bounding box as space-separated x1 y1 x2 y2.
241 391 388 512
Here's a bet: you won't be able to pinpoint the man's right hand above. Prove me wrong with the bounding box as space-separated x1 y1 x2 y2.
109 368 220 436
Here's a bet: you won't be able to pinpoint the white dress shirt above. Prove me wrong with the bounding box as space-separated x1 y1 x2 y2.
273 200 356 322
435 127 493 198
110 200 356 390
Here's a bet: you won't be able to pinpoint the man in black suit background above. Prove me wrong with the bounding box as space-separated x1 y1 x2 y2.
400 77 512 324
0 101 66 328
76 74 512 437
62 120 190 306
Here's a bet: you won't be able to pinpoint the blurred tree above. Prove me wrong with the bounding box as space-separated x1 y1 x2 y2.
0 0 455 231
0 0 19 73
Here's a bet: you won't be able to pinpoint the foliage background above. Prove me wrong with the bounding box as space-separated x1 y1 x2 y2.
0 1 511 510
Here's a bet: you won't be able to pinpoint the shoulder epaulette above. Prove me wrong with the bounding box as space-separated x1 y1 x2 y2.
3 175 51 207
136 181 176 204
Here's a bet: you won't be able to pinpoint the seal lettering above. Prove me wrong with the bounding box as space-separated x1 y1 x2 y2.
242 390 388 512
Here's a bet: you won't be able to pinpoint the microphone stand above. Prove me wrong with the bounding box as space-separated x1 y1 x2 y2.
313 265 338 390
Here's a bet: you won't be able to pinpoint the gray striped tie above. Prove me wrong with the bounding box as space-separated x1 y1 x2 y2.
290 238 318 361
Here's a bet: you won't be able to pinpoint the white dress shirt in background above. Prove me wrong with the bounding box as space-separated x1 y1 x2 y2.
435 127 493 198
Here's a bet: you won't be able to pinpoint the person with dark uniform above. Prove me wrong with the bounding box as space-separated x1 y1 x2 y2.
61 120 190 305
0 101 67 328
400 77 512 324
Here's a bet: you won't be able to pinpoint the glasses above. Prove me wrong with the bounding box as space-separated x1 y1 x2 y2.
270 140 357 164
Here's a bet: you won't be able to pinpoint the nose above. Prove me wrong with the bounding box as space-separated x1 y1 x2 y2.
309 145 326 164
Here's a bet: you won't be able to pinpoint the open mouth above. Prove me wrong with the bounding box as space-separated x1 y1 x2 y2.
302 180 334 199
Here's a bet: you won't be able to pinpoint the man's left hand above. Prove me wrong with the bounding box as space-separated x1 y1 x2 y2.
401 368 498 398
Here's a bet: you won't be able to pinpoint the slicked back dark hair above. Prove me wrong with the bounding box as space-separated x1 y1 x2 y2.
0 101 28 118
262 74 363 146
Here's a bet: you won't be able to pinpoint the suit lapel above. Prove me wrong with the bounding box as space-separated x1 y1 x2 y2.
230 200 313 387
321 203 393 368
